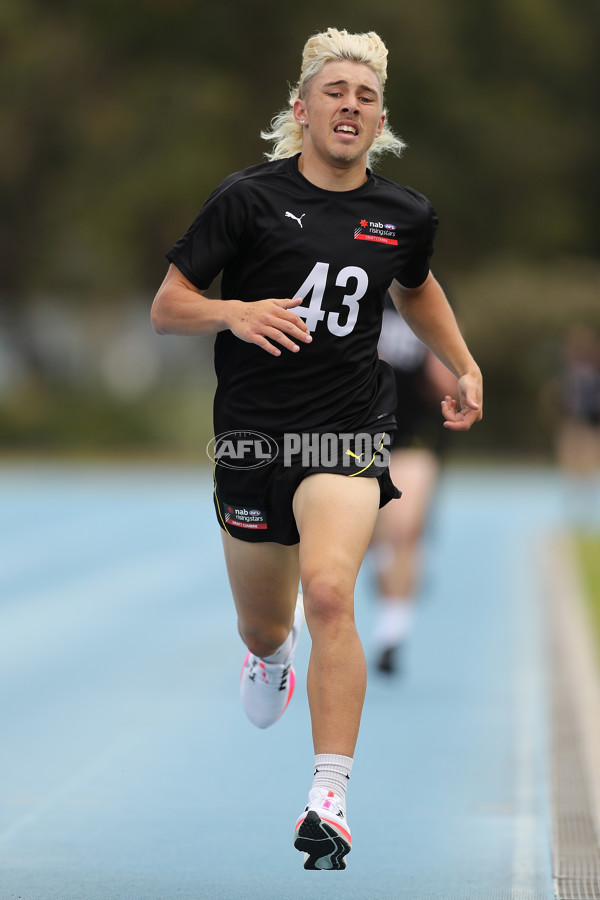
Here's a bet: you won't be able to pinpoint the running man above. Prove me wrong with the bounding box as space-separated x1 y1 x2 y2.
371 293 458 674
152 27 483 870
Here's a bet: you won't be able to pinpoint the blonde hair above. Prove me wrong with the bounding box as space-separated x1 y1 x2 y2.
261 27 406 166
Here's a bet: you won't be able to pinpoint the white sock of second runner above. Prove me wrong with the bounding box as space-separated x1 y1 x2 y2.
373 599 414 649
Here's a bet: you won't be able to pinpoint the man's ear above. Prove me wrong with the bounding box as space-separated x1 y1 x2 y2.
293 98 308 125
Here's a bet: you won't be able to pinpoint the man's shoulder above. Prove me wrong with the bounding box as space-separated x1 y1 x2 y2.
215 157 294 196
369 173 434 217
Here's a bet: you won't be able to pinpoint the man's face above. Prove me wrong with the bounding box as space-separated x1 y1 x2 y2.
294 59 385 168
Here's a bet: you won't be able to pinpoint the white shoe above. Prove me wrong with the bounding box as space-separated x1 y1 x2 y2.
240 594 304 729
293 789 352 870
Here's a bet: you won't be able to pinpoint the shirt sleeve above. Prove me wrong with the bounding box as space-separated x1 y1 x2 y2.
165 180 248 290
395 198 439 289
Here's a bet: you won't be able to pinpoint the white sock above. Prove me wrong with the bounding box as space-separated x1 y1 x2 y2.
261 627 294 664
373 599 414 649
310 754 353 803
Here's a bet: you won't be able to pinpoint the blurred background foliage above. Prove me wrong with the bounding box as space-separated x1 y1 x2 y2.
1 0 599 459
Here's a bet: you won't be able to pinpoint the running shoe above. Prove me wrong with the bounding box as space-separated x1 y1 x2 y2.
376 643 402 675
240 594 304 729
293 789 351 870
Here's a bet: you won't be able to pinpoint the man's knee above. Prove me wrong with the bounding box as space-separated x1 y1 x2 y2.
390 519 425 548
238 618 290 658
303 575 353 630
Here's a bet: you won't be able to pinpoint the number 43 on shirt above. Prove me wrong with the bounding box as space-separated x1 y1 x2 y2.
294 262 368 337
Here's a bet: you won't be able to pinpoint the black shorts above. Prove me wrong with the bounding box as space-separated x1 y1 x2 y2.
212 431 401 545
391 412 449 455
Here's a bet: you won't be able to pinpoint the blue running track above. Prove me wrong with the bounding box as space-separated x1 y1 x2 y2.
0 463 589 898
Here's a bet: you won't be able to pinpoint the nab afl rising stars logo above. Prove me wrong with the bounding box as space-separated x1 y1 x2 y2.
354 218 398 246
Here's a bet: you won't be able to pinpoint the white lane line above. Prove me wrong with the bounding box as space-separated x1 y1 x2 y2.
511 539 553 899
0 734 137 845
0 541 213 677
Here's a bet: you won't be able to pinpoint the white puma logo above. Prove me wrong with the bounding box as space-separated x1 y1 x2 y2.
285 211 306 228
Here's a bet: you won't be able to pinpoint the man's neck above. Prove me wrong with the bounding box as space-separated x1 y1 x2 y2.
297 153 369 192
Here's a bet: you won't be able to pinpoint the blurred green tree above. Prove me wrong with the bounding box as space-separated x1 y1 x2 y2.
1 0 599 457
2 0 598 304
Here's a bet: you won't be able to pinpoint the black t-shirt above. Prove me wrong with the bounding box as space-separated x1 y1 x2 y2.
166 154 438 442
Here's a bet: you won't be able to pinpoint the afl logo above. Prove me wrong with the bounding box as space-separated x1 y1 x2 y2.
206 430 278 469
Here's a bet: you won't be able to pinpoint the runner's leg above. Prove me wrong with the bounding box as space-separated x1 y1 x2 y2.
292 472 380 755
372 448 438 599
221 533 300 657
371 448 438 672
292 472 379 868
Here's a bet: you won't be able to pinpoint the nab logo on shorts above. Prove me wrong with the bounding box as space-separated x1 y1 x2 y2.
206 431 278 469
223 503 268 530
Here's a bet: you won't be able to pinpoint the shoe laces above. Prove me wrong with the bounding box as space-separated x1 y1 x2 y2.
246 655 291 692
306 788 347 821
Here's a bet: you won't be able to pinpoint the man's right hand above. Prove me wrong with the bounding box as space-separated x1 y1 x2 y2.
227 297 312 356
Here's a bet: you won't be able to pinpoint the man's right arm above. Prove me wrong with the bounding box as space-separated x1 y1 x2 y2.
151 264 231 336
151 264 312 357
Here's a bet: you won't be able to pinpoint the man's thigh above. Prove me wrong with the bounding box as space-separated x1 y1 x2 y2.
221 531 300 628
293 473 380 591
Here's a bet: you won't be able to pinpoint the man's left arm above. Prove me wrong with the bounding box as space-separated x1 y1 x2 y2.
389 273 483 431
